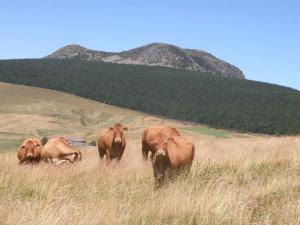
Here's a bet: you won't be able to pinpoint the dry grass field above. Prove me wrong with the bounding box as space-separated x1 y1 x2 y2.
0 82 299 225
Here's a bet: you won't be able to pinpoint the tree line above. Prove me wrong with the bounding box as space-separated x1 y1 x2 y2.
0 58 299 135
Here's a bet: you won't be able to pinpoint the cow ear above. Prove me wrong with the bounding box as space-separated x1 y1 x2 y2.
41 136 48 145
123 127 128 131
109 127 114 131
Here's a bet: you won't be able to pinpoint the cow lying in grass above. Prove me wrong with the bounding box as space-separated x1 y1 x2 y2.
17 138 43 164
42 137 82 165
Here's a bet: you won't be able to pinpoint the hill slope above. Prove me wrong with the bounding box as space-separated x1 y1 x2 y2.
0 82 232 151
46 43 245 79
0 59 299 135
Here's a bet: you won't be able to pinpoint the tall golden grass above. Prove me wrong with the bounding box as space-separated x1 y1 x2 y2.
0 136 299 225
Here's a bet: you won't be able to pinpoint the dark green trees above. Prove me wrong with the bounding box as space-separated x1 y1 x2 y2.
0 58 299 135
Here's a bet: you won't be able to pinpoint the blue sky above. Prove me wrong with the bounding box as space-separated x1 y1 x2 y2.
0 0 299 90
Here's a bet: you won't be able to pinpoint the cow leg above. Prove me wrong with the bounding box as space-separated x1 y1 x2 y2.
52 158 69 165
99 151 105 159
105 149 111 164
56 159 69 165
154 170 165 188
116 154 122 161
77 151 82 161
98 144 105 160
62 154 76 163
142 141 149 161
57 152 78 163
58 159 69 165
149 151 154 161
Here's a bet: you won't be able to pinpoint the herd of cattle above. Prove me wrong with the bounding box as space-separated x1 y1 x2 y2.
17 123 195 186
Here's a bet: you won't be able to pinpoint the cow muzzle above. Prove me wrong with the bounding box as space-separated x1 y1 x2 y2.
114 137 122 143
156 150 166 156
25 152 34 160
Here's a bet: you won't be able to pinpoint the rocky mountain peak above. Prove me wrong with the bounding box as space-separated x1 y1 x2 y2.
46 43 245 79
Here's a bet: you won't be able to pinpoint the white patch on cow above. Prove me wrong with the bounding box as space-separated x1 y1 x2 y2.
51 158 68 165
114 137 121 143
157 150 166 156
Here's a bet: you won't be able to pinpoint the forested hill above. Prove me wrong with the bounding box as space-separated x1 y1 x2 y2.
0 58 299 135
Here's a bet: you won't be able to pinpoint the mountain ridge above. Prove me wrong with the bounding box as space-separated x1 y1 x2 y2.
46 43 245 79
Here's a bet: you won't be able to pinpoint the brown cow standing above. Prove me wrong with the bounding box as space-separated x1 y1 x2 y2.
42 137 82 165
97 123 128 163
142 126 180 161
151 134 195 187
17 138 43 164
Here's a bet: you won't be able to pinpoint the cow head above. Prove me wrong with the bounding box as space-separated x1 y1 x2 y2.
151 134 171 187
20 140 40 162
109 123 128 144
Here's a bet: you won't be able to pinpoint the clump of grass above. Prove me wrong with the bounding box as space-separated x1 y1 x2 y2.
247 160 291 178
16 185 46 201
80 116 87 126
192 162 229 184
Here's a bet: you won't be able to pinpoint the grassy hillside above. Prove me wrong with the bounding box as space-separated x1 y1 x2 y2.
0 83 299 225
0 59 299 135
0 82 231 152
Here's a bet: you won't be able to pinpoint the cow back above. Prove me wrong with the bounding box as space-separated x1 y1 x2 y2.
143 126 180 144
166 136 195 169
43 137 81 159
98 129 114 149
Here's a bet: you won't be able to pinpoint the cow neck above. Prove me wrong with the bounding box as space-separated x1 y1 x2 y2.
111 140 122 149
